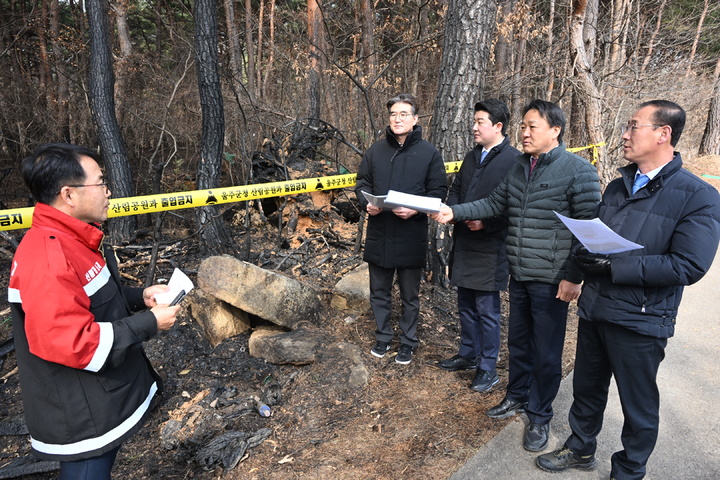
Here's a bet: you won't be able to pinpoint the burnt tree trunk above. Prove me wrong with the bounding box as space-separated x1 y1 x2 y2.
193 0 236 256
87 0 137 243
307 0 322 127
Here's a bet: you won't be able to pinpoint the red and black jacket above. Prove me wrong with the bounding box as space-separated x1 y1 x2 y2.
8 203 161 461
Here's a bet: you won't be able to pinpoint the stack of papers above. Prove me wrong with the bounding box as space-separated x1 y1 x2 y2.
362 190 443 214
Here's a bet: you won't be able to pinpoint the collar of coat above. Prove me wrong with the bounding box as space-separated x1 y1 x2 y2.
30 202 104 253
385 124 423 149
619 152 682 193
474 136 511 163
520 142 566 167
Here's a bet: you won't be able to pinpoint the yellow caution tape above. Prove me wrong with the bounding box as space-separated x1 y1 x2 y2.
0 174 356 231
567 141 605 164
0 142 606 232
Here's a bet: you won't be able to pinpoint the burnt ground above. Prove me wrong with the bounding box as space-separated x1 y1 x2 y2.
1 155 718 480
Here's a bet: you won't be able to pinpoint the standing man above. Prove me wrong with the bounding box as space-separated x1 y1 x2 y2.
434 100 601 452
355 93 447 365
536 101 720 479
438 99 520 393
8 143 181 479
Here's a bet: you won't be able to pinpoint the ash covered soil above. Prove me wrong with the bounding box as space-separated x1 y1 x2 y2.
1 155 718 480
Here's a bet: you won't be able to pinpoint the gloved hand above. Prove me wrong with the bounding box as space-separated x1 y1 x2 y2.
571 243 612 276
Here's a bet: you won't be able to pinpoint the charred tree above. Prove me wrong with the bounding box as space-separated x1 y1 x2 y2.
193 0 237 256
307 0 322 126
87 0 137 243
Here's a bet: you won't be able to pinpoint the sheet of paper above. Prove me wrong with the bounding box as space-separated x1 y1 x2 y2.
361 191 386 208
154 268 194 305
554 211 644 254
383 190 443 214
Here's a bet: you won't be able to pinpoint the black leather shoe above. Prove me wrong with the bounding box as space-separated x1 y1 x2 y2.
536 448 596 472
437 354 477 371
486 396 527 419
470 369 499 392
524 422 550 452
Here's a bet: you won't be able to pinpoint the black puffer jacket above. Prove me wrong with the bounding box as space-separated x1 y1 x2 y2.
577 154 720 338
447 137 520 291
355 125 447 268
451 143 601 284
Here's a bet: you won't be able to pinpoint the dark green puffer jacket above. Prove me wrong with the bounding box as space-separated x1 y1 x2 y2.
451 143 601 285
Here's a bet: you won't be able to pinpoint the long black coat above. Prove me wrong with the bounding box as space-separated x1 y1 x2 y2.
355 125 447 268
447 137 520 291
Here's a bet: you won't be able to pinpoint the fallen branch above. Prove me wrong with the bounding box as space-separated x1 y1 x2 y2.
0 231 18 250
120 271 142 283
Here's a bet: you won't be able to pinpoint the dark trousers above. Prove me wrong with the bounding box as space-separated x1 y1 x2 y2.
565 318 667 480
506 278 568 424
59 445 121 480
368 262 422 347
457 287 501 371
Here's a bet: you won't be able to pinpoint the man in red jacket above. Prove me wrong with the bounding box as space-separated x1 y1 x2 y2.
8 143 180 479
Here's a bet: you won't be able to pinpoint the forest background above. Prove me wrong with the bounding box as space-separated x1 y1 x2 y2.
1 1 720 479
1 0 720 253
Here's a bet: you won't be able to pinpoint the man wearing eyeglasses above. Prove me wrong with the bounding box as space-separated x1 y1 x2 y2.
8 143 181 479
536 100 720 479
355 93 447 365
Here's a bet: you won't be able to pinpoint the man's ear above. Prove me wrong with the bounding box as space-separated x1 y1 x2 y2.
552 125 561 140
56 186 75 208
658 126 672 145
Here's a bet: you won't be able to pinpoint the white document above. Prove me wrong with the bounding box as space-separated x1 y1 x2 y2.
154 268 194 305
383 190 443 214
554 211 644 254
361 191 386 208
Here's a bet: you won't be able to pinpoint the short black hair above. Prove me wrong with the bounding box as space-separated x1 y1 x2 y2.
387 93 419 115
21 143 102 205
522 99 566 144
475 99 511 136
639 100 686 147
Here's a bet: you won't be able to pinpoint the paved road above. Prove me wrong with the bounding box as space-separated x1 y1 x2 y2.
450 253 720 480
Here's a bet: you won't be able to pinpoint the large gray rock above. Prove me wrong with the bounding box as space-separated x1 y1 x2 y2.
198 255 321 329
331 263 370 313
248 326 324 365
187 289 251 347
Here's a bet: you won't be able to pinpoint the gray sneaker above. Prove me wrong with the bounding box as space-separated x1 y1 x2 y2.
395 344 413 365
370 341 391 358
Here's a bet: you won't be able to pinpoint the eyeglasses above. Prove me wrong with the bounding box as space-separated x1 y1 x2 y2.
67 182 110 194
621 123 666 134
389 112 415 121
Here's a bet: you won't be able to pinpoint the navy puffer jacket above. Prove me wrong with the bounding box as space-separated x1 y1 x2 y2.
577 154 720 338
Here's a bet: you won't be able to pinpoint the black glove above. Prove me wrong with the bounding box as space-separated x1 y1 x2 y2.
571 243 612 276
